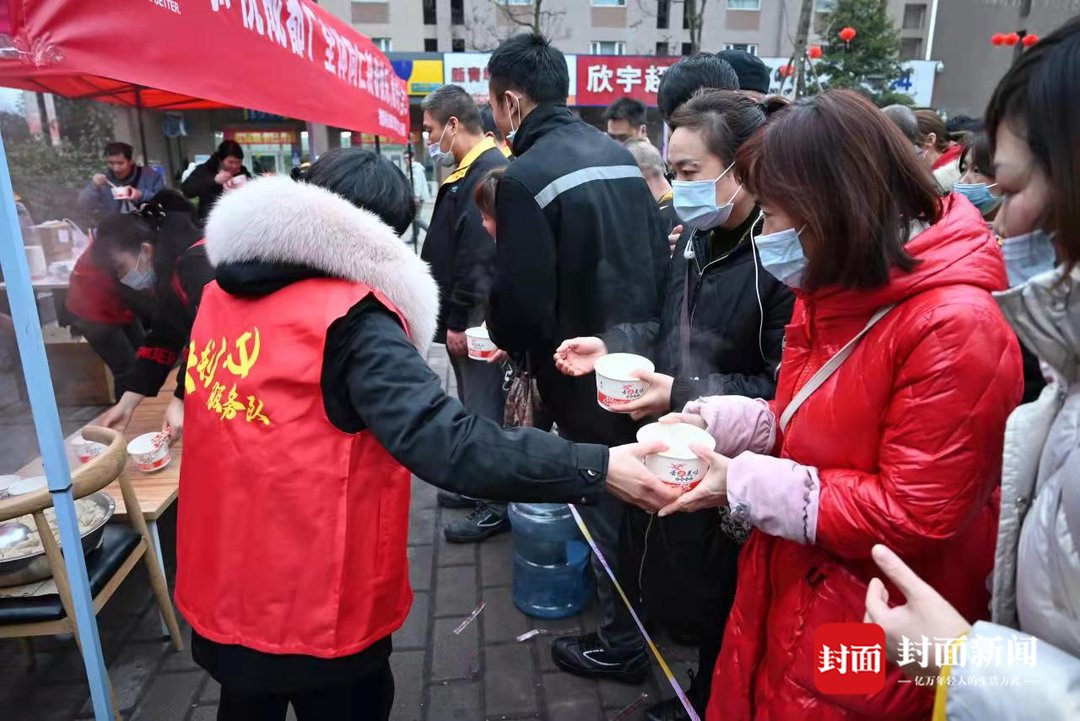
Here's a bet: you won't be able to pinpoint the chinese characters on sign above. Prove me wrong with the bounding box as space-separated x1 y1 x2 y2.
187 328 271 426
576 56 676 106
208 0 408 133
227 130 298 144
813 624 1040 695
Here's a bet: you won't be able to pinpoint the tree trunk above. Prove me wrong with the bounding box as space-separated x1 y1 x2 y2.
793 0 814 97
1014 0 1032 62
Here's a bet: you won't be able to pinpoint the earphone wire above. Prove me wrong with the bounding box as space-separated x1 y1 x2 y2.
750 214 767 366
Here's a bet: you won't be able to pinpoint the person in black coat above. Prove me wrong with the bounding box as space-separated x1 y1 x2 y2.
96 191 214 434
555 91 794 721
181 140 252 224
418 84 514 542
486 33 670 684
181 147 677 721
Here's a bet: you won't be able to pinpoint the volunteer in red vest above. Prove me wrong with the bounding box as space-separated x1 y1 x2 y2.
174 147 676 721
97 191 212 435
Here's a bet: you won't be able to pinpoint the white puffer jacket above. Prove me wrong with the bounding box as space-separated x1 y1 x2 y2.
948 266 1080 720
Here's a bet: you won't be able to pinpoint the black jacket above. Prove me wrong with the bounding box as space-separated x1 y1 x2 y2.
489 105 669 444
181 157 252 224
421 142 507 340
121 219 213 399
605 211 794 411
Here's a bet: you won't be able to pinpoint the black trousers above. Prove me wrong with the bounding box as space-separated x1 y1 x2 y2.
216 662 394 721
70 318 145 385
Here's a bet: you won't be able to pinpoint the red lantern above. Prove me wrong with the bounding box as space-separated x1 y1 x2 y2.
1022 33 1039 47
779 64 794 78
1004 32 1020 46
838 27 857 43
991 33 1006 46
808 45 823 59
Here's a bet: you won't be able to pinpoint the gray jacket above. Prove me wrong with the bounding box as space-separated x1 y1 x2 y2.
948 266 1080 719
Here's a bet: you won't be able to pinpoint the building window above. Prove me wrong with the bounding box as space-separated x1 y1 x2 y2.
502 0 534 5
373 37 392 52
656 40 669 55
452 37 466 52
902 3 927 30
683 9 690 29
900 36 923 59
424 38 438 51
592 0 627 5
681 42 693 55
723 42 759 56
423 0 436 25
727 0 761 9
815 0 837 10
590 40 626 55
451 0 465 24
657 0 670 29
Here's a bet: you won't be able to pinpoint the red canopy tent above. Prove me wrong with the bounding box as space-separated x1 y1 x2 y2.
0 3 407 719
0 0 409 140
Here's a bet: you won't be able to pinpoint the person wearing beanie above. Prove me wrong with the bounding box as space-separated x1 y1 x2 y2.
716 49 770 100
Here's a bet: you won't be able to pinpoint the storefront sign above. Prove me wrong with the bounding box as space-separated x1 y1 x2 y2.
443 53 577 104
575 56 678 107
391 58 444 96
759 58 937 107
226 130 298 145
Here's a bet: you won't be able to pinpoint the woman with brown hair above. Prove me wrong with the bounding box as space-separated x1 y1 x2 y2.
658 90 1023 720
916 108 964 191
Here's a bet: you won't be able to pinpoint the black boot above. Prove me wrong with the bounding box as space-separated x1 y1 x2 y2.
443 502 511 543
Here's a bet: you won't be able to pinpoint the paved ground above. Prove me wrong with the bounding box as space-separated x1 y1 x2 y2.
0 344 698 720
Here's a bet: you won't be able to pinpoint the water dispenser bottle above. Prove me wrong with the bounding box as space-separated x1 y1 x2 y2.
508 503 591 619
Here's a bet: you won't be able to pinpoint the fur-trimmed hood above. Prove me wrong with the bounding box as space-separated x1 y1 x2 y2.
204 175 438 353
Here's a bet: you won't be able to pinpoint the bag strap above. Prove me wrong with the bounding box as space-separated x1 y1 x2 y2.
779 303 897 433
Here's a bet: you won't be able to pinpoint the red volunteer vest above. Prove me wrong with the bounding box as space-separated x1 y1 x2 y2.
175 278 413 658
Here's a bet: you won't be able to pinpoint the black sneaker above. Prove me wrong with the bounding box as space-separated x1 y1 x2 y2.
550 632 650 684
443 503 511 543
437 490 477 509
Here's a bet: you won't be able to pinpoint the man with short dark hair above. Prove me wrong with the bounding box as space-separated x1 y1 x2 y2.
420 85 512 542
656 53 739 122
604 97 648 142
487 32 669 684
77 141 165 219
479 104 513 158
716 48 770 100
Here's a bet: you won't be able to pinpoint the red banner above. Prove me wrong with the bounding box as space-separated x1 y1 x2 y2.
575 56 678 107
0 0 409 141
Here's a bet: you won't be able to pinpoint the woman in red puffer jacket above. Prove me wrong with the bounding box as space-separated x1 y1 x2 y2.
658 90 1023 721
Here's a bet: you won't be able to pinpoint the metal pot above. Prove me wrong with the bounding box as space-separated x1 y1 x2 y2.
0 492 116 588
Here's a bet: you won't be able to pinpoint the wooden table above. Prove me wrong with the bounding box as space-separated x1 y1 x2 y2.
9 389 180 625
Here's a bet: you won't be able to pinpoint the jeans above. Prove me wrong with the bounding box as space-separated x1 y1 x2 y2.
448 350 509 514
216 662 394 721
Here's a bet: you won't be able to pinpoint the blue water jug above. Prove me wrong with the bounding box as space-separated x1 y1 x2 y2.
508 503 591 619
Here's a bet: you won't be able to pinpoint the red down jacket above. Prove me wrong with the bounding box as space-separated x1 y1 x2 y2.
707 195 1023 721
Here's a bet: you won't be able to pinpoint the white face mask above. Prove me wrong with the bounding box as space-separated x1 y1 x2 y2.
1001 229 1057 287
505 94 521 143
426 123 457 167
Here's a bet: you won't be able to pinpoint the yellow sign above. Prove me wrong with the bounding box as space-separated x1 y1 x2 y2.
406 59 443 96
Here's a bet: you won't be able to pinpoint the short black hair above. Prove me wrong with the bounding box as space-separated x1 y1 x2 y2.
421 84 484 134
488 32 569 105
104 142 133 160
91 213 154 269
216 140 244 161
604 97 647 127
478 104 504 141
946 114 984 134
657 53 739 122
303 147 416 236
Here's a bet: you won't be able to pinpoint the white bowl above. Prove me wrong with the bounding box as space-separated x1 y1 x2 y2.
636 422 717 493
127 433 171 473
110 186 131 200
594 353 654 412
71 434 107 464
465 326 498 361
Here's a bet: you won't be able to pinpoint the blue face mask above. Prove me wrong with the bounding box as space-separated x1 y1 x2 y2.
672 162 740 231
954 182 1000 215
1002 229 1057 287
752 217 807 289
120 250 156 291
